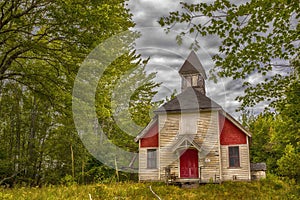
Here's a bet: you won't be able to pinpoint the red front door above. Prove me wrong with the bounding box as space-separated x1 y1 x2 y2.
180 149 199 178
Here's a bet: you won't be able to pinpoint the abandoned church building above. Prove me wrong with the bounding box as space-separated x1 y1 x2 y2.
135 51 253 183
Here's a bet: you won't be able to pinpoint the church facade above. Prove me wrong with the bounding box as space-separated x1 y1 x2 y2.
135 51 252 183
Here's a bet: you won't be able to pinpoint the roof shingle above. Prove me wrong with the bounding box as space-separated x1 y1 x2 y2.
155 87 221 113
178 51 207 79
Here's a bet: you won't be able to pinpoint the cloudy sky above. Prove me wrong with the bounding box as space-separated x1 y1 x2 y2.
126 0 266 119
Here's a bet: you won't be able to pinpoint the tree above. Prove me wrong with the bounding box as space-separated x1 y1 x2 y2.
159 0 299 110
277 144 300 182
0 0 159 186
84 51 159 173
0 0 133 98
248 113 281 173
248 78 299 178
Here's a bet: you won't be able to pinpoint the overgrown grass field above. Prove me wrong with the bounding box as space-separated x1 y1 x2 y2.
1 176 299 200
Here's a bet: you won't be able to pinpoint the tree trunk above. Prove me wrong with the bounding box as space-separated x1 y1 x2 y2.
15 92 21 172
28 95 38 183
71 144 75 178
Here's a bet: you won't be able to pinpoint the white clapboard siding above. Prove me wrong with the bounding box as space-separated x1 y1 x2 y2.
197 111 220 182
221 144 251 181
199 149 220 182
159 113 180 180
138 148 159 181
158 111 220 181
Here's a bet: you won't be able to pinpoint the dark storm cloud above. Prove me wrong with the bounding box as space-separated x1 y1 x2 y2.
134 27 195 51
127 0 264 118
128 0 188 27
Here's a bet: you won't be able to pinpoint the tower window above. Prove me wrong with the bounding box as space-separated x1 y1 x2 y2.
192 75 198 86
185 76 192 87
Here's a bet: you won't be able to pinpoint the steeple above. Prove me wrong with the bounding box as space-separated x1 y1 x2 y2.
179 51 207 95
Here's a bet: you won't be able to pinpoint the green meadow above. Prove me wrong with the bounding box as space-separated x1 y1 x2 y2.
1 176 299 200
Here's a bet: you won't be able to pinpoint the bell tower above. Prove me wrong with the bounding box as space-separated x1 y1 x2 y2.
179 51 207 95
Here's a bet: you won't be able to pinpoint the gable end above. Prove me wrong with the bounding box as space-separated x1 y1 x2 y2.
219 113 248 145
140 122 158 147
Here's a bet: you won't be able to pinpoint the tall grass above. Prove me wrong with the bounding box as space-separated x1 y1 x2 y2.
0 176 299 200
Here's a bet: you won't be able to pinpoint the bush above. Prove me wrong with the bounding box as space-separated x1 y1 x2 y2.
60 175 76 186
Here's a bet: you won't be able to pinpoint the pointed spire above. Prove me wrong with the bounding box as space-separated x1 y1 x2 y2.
178 51 207 79
179 51 207 95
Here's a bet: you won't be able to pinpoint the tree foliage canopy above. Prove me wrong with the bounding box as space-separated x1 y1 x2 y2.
248 79 299 181
159 0 299 110
0 0 133 92
0 0 158 186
